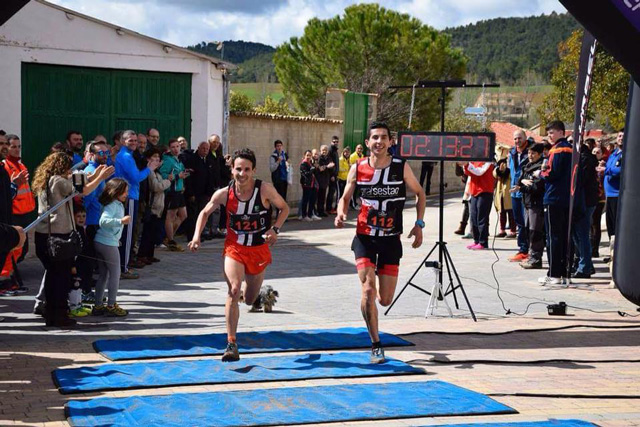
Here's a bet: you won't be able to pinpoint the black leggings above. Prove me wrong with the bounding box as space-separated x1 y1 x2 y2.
35 232 73 321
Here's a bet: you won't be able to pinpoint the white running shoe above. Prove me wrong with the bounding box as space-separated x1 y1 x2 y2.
311 215 322 221
539 276 562 285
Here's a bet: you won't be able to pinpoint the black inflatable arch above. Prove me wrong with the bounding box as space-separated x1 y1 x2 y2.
561 0 640 306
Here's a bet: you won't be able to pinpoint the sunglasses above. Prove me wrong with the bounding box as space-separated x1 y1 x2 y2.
95 150 110 156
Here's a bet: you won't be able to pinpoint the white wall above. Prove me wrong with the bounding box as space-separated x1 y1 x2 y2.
0 0 224 148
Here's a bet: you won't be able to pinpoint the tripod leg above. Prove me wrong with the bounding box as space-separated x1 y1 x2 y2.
442 247 460 309
384 243 438 316
444 245 477 322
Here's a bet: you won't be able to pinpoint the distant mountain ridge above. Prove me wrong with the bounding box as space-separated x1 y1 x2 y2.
187 12 580 84
445 12 580 83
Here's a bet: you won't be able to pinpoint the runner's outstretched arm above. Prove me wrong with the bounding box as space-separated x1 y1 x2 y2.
335 164 357 228
261 182 290 246
403 162 425 248
188 188 227 251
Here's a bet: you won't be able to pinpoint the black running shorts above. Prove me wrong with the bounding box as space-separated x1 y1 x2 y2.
351 234 403 271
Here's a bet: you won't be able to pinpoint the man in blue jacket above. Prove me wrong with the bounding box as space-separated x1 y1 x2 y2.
598 129 624 267
115 130 159 279
507 130 530 262
81 141 110 296
534 121 572 285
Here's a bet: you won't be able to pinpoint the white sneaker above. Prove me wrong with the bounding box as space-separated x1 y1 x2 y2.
298 216 304 221
311 215 322 221
539 276 562 285
303 217 313 222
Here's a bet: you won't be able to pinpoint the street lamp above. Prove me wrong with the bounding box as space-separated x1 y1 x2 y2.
210 40 224 61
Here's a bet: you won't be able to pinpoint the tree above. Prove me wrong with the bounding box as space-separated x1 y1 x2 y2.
537 30 629 130
273 4 467 130
229 91 254 113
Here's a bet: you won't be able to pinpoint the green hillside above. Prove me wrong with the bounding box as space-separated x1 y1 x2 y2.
232 83 283 102
445 12 580 83
187 12 578 86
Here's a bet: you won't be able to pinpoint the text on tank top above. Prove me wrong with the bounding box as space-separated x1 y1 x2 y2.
356 157 406 236
225 179 272 246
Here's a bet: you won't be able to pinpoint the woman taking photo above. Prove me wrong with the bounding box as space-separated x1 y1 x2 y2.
31 152 113 327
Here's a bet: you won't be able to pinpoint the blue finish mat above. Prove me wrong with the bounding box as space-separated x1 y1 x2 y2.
54 351 423 394
66 380 516 427
93 327 413 361
418 421 597 427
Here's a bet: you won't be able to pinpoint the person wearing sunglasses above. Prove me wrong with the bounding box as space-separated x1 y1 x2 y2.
78 141 112 301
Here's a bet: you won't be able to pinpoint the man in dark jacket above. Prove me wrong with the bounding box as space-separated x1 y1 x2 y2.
535 121 572 285
183 141 219 239
517 143 545 269
326 136 340 214
316 145 335 217
570 142 599 278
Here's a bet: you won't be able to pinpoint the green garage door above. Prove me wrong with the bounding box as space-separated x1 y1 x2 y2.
21 63 191 171
343 91 369 152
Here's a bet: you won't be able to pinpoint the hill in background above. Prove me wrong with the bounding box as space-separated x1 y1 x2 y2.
445 12 579 83
187 13 579 86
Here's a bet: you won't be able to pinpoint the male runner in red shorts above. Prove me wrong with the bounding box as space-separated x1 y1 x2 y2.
335 122 426 363
189 148 289 362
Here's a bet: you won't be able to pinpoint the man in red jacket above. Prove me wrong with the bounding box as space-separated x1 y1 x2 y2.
462 161 496 250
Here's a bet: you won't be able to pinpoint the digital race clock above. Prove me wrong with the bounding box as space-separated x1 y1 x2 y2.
398 132 496 161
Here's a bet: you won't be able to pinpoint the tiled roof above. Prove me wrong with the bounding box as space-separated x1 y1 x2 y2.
231 111 343 124
490 121 543 147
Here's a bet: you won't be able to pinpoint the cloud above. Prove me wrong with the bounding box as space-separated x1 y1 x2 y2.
124 0 288 14
47 0 567 48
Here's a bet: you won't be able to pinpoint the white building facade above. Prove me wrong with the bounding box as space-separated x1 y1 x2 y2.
0 0 228 169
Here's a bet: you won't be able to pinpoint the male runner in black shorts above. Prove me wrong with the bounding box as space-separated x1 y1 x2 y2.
335 121 426 363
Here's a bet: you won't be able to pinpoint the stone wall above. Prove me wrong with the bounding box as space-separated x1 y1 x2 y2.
228 112 343 206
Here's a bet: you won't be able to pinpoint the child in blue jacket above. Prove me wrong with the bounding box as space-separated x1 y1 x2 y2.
93 178 130 317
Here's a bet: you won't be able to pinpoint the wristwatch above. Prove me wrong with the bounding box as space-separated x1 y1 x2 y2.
415 219 425 229
271 226 281 234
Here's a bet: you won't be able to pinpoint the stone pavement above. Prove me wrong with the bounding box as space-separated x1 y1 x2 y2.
1 193 639 426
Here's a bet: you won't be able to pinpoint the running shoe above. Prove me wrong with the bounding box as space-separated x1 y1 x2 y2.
105 304 128 317
121 271 139 280
311 215 322 221
92 305 106 316
538 276 562 285
370 346 385 364
222 342 240 362
68 307 90 318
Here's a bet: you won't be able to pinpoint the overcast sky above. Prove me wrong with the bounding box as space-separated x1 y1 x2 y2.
48 0 566 48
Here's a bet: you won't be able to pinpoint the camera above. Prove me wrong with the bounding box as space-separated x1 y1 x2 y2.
71 170 86 193
547 301 567 316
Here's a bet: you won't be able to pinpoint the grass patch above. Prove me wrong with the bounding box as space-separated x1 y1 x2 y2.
232 83 284 102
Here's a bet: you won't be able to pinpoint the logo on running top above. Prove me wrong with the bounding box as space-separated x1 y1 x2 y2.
257 261 268 266
360 186 401 197
241 214 250 220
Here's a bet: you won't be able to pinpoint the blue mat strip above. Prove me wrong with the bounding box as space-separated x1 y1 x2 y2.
54 352 423 394
93 327 413 361
66 380 516 427
417 420 597 427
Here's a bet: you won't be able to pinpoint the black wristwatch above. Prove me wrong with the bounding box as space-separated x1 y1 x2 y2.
271 226 280 235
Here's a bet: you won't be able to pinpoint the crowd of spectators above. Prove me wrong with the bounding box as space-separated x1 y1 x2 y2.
0 128 231 326
0 119 626 325
455 121 624 286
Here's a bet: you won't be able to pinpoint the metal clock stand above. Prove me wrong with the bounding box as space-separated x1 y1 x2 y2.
384 80 499 321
